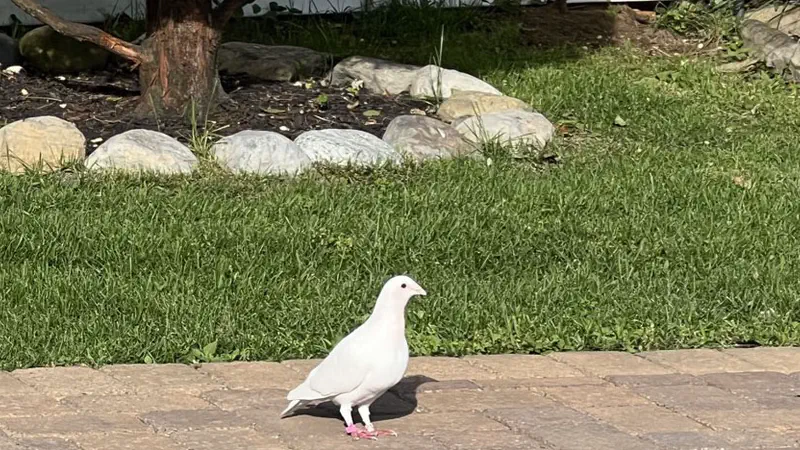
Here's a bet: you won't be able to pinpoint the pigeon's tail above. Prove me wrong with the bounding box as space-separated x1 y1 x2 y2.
280 399 303 418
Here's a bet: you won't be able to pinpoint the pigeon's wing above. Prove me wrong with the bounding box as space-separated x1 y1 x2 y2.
306 328 371 397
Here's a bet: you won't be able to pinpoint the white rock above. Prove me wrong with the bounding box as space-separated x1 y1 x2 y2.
295 129 401 167
0 116 85 173
85 129 197 174
212 130 312 176
2 65 23 75
454 109 555 150
383 115 476 162
330 56 420 95
410 65 501 100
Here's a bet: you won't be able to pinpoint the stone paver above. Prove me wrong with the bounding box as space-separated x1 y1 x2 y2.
405 356 497 380
464 354 583 379
170 429 289 450
0 349 798 449
74 433 187 450
198 361 303 390
721 346 800 373
100 363 224 395
549 351 675 377
0 394 73 418
639 348 763 375
11 366 127 397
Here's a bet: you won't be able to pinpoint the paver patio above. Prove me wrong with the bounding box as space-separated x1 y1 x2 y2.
1 348 799 449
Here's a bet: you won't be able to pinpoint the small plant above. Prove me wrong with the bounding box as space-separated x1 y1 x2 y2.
428 25 447 106
184 86 229 161
315 93 329 110
178 341 247 365
655 0 740 44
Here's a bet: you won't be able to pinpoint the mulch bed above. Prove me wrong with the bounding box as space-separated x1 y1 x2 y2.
0 66 432 153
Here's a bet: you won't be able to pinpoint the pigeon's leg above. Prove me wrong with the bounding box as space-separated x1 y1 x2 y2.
358 404 397 437
341 404 375 440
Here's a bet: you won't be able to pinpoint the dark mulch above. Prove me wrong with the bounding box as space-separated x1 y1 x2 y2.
0 66 431 153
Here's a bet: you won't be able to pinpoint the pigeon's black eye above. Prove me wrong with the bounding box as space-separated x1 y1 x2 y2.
401 283 407 288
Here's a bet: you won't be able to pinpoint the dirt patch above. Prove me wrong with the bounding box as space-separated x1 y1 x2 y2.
520 5 695 54
0 68 430 154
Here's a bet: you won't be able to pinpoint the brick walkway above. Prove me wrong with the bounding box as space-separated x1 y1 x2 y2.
1 348 799 449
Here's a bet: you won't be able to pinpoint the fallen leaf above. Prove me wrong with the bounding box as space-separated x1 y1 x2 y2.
613 115 627 127
363 109 381 117
732 175 753 189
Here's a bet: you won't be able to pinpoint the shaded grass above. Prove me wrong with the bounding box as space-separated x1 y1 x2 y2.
4 12 800 369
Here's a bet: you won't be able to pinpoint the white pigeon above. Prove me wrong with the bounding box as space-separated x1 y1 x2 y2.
280 275 427 440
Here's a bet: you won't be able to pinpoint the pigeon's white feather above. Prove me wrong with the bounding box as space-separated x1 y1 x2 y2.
282 275 425 418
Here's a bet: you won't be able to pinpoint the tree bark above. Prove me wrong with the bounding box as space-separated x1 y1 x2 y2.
137 0 223 117
11 0 255 119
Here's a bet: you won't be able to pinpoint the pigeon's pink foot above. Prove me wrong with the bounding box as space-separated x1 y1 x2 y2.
345 424 376 440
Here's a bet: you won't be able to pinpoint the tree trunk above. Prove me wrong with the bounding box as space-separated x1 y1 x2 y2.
136 0 226 118
11 0 252 119
557 0 568 14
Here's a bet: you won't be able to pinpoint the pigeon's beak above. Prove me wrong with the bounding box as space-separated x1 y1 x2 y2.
417 286 427 297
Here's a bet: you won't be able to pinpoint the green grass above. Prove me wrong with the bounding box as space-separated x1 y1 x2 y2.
3 6 800 370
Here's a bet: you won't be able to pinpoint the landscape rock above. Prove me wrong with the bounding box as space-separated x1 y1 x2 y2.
295 129 401 167
212 130 312 176
437 90 532 123
85 129 197 174
741 19 800 82
383 115 476 162
19 26 109 73
0 116 85 173
745 4 800 37
330 56 420 95
217 43 328 82
410 65 501 100
0 33 20 67
454 109 555 150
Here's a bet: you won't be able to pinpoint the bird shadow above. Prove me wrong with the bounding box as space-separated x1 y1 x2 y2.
288 374 437 423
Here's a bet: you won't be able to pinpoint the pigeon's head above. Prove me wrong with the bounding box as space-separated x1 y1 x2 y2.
384 275 427 300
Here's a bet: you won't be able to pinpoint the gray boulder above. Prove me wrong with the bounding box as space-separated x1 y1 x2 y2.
212 130 312 176
85 129 197 174
410 65 501 100
330 56 420 95
19 26 109 73
217 43 328 82
454 109 555 150
295 129 401 167
383 115 476 162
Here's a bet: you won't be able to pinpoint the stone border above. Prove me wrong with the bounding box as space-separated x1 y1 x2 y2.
2 50 557 176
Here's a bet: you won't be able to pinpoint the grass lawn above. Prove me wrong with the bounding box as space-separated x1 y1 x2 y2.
2 5 800 370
